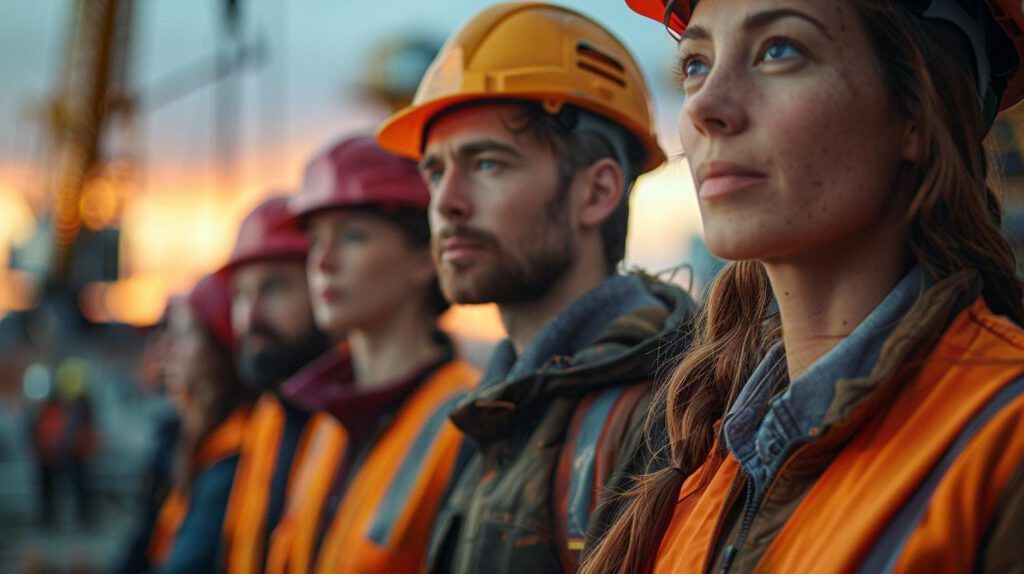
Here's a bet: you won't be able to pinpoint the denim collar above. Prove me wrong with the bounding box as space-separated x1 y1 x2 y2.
723 267 926 497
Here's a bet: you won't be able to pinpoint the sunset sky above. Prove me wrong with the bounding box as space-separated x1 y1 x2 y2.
0 1 704 333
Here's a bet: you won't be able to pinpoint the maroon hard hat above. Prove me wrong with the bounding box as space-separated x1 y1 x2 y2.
290 135 429 221
186 274 234 350
219 195 309 276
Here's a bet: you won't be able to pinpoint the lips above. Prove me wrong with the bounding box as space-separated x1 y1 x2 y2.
438 237 489 264
318 286 341 302
696 160 767 200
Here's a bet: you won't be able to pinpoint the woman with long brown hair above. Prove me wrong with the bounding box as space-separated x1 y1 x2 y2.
583 0 1024 572
146 274 255 572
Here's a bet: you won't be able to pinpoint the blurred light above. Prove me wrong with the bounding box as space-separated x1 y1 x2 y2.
0 270 38 313
80 176 121 230
55 357 88 399
440 304 504 342
626 161 701 271
23 363 52 401
81 275 170 325
0 186 38 270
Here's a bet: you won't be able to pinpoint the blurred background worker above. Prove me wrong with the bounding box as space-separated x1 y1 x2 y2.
218 197 333 574
376 3 696 572
29 358 99 529
144 274 254 573
115 297 185 574
263 135 477 574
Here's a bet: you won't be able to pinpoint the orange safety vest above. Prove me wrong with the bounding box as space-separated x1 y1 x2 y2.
654 297 1024 573
279 360 475 574
264 412 348 574
147 406 250 566
223 393 311 574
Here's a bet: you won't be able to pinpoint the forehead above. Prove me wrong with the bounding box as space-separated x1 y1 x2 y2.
230 260 306 290
688 0 850 34
307 208 381 231
423 103 532 154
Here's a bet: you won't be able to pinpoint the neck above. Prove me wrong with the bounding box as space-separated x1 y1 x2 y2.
348 302 443 391
766 224 909 382
499 246 609 355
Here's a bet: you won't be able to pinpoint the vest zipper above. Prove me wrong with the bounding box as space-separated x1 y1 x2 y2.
718 440 820 573
719 483 756 574
700 470 746 574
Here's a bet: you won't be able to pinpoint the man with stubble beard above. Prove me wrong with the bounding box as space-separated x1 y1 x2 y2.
376 4 697 573
215 196 334 574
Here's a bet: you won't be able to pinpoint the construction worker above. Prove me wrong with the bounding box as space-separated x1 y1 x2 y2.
581 1 1024 573
218 197 334 573
116 297 184 574
263 135 478 574
147 274 254 573
376 4 696 572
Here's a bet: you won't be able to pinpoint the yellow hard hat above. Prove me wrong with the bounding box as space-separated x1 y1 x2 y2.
376 2 666 173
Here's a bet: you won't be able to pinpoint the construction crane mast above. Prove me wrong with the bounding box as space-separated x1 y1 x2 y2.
46 0 134 291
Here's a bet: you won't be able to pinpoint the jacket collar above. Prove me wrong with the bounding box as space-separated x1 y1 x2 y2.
451 272 696 442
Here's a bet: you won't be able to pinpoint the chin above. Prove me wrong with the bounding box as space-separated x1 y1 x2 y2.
314 310 348 340
439 269 484 305
705 238 761 262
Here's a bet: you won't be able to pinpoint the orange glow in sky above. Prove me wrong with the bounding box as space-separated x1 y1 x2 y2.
0 145 700 337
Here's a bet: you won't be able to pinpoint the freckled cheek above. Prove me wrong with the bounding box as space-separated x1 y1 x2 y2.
763 96 852 211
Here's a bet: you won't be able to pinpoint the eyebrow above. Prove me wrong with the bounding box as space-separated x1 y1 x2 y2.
678 8 833 44
419 139 523 171
744 8 833 40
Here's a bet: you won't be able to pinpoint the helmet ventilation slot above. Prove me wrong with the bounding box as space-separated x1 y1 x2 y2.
576 42 627 87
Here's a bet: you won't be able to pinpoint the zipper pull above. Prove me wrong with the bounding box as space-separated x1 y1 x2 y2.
719 545 737 574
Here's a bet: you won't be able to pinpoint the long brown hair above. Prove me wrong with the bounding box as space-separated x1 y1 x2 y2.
581 2 1024 572
172 326 251 493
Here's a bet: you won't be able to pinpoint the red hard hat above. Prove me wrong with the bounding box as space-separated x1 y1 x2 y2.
290 135 429 222
626 0 1024 116
219 195 309 276
187 274 234 351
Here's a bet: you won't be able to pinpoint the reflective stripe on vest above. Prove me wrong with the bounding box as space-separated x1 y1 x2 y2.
858 374 1024 574
367 392 466 546
314 360 477 574
265 413 348 574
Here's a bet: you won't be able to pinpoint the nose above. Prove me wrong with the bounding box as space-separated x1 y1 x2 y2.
681 66 748 139
309 239 338 274
431 168 473 223
231 294 257 341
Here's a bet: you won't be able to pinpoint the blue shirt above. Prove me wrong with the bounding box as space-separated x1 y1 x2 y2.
723 267 926 499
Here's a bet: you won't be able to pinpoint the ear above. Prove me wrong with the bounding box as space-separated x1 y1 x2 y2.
575 157 626 230
900 117 924 163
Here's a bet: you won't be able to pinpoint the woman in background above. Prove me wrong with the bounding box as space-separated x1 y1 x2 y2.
147 274 254 573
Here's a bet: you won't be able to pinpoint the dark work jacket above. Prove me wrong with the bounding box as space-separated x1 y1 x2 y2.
159 457 239 573
427 273 696 574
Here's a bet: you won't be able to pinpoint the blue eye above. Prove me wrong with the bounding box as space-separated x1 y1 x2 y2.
427 170 443 185
477 159 498 171
683 57 710 78
763 41 800 62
